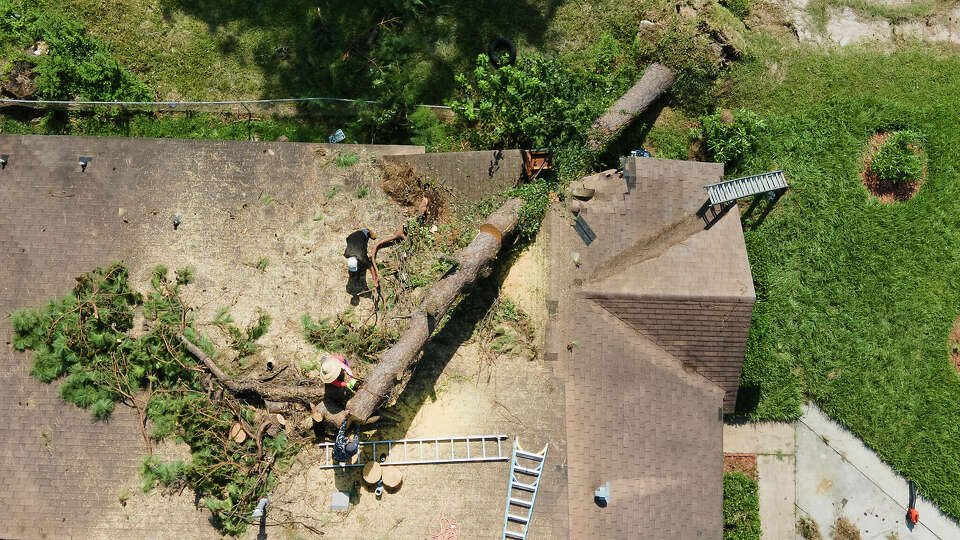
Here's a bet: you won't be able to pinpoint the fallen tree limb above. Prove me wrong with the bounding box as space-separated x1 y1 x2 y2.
178 334 326 404
587 62 675 152
345 197 524 423
370 196 429 290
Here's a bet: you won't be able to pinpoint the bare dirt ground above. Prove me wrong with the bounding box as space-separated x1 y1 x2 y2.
723 453 760 482
776 0 960 46
948 314 960 374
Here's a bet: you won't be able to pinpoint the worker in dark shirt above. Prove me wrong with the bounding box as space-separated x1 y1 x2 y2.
332 410 360 464
344 228 376 273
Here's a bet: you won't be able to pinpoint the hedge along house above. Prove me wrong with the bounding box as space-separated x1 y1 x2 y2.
545 156 755 538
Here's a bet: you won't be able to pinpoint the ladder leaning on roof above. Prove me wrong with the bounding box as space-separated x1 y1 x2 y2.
699 170 789 229
502 439 549 540
316 434 510 468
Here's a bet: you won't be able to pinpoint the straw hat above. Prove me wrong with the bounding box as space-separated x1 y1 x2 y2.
382 467 403 489
362 461 382 485
319 356 343 383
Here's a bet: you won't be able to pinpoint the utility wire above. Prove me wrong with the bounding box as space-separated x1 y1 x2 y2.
0 96 453 109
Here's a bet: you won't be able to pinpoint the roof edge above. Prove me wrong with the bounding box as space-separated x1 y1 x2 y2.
582 290 757 304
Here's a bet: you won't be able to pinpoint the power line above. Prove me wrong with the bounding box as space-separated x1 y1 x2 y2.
0 96 452 109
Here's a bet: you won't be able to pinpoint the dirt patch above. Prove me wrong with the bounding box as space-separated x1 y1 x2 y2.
380 161 451 222
724 453 758 481
860 132 923 203
948 314 960 374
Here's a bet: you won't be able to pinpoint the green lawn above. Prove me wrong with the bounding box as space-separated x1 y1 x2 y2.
711 43 960 520
47 0 670 104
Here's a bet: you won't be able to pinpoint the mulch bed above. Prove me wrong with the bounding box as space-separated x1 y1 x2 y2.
949 314 960 374
860 132 923 203
723 453 758 481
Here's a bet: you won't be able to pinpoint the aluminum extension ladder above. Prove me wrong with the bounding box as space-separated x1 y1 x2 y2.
703 169 788 206
317 434 510 468
502 439 548 540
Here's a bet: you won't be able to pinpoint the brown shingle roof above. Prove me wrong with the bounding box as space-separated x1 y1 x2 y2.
546 157 755 538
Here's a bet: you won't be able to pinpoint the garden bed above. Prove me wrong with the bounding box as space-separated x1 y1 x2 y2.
724 453 758 482
859 132 924 203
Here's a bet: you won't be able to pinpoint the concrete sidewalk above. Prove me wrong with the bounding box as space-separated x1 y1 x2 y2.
724 421 796 540
797 403 960 539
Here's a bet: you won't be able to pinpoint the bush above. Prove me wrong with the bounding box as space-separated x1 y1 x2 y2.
696 108 765 165
450 53 610 154
722 0 752 20
0 3 150 101
870 130 925 183
723 472 761 539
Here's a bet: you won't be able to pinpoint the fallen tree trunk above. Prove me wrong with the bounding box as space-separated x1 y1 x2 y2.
587 62 675 152
178 334 327 405
344 197 524 423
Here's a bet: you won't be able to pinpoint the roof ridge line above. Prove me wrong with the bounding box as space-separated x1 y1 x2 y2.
583 212 705 286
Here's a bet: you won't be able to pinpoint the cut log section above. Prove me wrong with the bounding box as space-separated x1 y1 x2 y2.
344 197 524 423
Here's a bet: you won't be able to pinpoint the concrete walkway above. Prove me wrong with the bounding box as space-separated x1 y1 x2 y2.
797 403 960 539
724 421 796 540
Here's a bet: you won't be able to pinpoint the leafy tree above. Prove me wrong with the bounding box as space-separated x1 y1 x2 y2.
0 2 150 101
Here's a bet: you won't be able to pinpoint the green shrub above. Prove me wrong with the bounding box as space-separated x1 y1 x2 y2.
696 109 765 165
408 106 450 151
723 472 761 539
722 0 752 20
870 130 925 183
0 3 150 101
510 179 553 240
450 53 610 154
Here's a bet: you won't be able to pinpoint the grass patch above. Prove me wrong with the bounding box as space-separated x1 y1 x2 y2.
723 472 761 539
335 152 359 168
721 43 960 521
0 109 332 142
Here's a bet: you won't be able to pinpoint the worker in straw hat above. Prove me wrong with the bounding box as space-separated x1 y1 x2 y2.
320 354 358 390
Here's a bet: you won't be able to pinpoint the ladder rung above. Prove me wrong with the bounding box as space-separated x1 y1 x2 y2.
504 532 524 539
512 482 536 492
515 451 543 461
508 514 528 524
510 497 532 508
514 466 540 476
